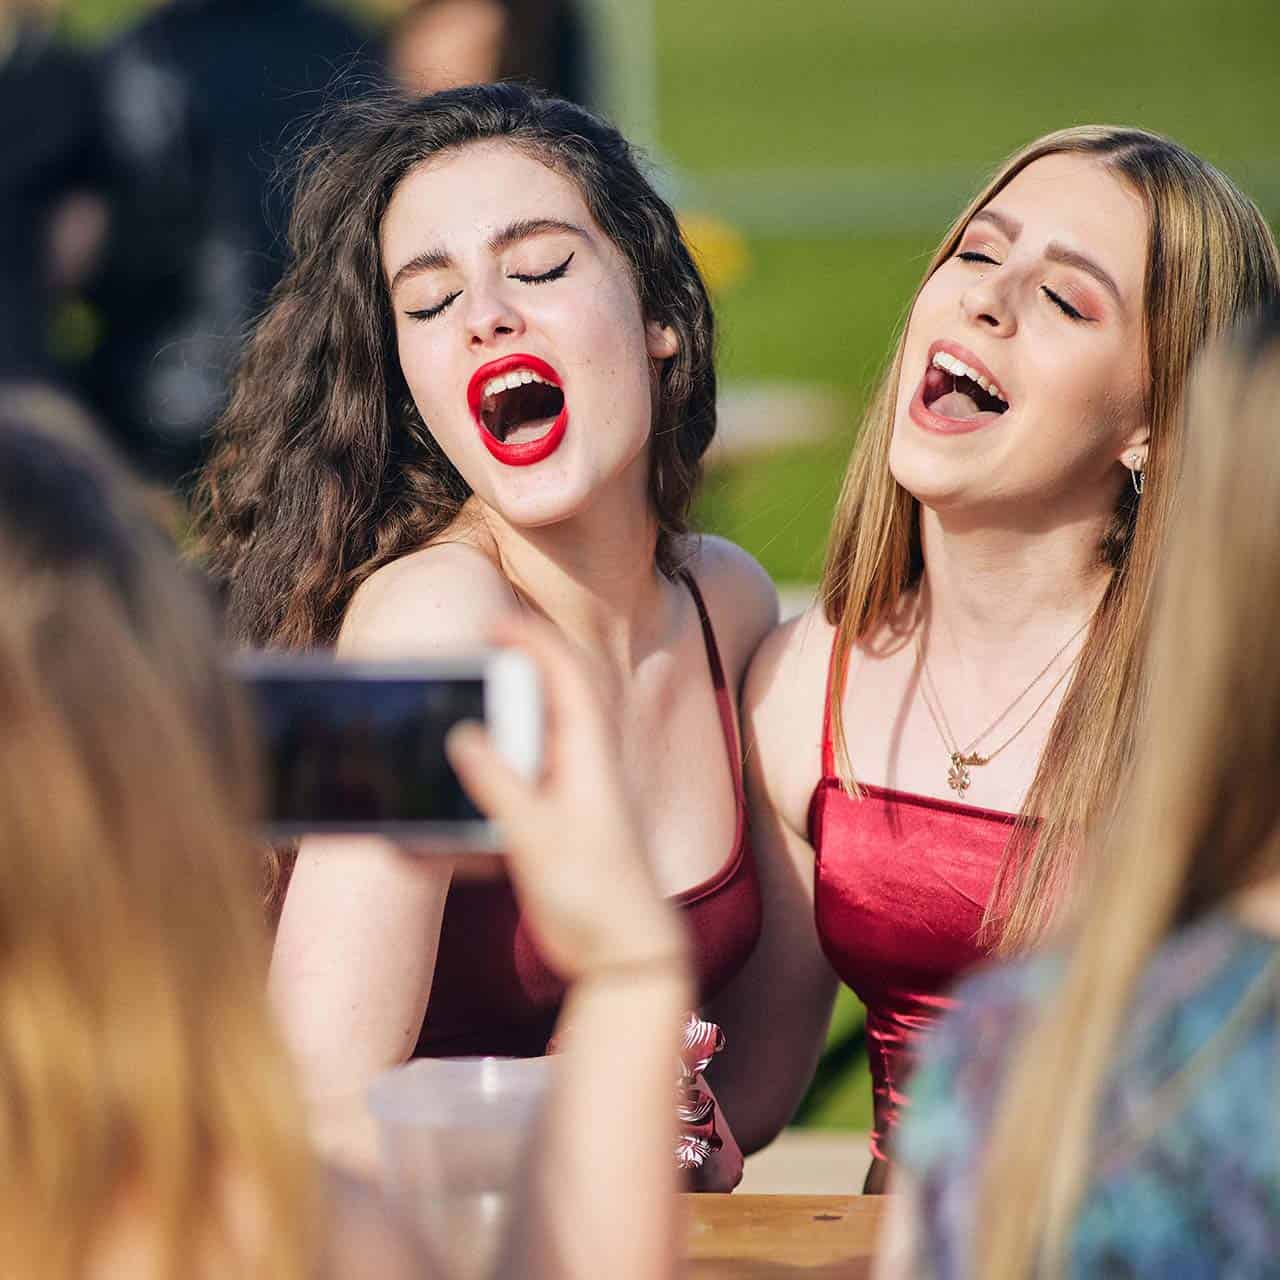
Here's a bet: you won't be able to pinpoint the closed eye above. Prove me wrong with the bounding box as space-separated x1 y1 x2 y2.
406 290 460 322
510 251 574 284
1042 286 1085 321
956 250 999 266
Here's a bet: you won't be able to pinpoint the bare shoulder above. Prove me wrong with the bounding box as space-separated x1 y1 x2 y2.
743 604 834 820
685 534 779 679
339 541 517 658
745 603 833 719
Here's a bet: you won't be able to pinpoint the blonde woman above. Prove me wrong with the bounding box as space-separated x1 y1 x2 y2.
0 393 689 1279
879 305 1280 1275
705 127 1280 1191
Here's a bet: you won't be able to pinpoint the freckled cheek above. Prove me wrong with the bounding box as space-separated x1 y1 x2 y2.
398 339 469 439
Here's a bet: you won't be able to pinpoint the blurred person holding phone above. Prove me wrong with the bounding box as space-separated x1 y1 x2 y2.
704 127 1280 1191
0 388 689 1279
194 84 775 1186
875 306 1280 1276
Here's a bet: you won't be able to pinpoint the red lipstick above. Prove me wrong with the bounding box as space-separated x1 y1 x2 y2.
467 353 568 467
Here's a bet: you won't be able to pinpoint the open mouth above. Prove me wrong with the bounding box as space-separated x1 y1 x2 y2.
478 367 565 446
921 350 1010 420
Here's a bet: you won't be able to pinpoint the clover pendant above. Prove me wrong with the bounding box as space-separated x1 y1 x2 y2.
947 752 971 795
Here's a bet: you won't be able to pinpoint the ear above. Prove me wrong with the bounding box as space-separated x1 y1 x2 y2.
1117 422 1150 473
645 320 679 360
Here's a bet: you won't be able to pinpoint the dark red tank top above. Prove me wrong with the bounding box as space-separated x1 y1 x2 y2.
808 638 1016 1160
416 573 762 1058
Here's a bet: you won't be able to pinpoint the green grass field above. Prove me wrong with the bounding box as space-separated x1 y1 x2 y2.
58 0 1280 1133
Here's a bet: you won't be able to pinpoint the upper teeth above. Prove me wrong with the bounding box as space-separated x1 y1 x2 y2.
931 351 1005 403
482 368 554 399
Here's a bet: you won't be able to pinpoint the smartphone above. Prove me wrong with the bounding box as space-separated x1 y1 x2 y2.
233 651 541 846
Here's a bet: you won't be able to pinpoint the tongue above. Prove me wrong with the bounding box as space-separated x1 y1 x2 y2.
503 417 557 446
931 389 985 419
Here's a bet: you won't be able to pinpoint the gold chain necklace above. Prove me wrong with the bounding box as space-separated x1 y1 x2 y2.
918 619 1089 797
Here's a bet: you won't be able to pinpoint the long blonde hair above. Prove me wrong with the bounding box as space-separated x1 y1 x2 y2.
973 306 1280 1274
0 393 319 1278
821 126 1280 951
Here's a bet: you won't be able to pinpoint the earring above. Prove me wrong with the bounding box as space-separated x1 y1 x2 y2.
1127 454 1145 496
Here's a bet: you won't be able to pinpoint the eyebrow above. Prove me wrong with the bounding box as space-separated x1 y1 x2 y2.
966 207 1124 306
1044 243 1124 306
389 218 588 293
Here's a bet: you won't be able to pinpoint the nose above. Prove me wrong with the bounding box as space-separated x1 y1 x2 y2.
960 270 1016 337
463 276 525 348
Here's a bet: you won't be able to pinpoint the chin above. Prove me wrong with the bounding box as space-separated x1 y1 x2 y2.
889 423 955 495
479 468 600 530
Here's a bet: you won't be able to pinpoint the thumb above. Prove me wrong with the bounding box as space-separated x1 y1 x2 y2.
445 720 539 829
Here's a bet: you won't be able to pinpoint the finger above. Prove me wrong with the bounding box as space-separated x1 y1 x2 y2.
445 720 538 827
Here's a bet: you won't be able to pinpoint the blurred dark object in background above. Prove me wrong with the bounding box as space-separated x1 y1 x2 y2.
388 0 591 105
80 0 384 485
0 6 104 386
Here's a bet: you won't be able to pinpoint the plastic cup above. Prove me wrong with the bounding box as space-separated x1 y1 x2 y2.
368 1056 554 1279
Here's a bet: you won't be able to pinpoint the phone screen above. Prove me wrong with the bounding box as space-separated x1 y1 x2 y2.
242 673 485 831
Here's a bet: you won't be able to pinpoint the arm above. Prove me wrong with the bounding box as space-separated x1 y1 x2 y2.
447 616 690 1280
703 612 839 1155
268 545 517 1172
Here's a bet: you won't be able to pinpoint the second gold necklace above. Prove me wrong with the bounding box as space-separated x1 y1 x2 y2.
917 619 1089 797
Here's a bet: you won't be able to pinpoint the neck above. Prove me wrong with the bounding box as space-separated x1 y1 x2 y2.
474 467 674 671
918 503 1112 663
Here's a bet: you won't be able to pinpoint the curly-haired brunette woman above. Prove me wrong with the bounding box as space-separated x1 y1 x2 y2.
194 84 775 1180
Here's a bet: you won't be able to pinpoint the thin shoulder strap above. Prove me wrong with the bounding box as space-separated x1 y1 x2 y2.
679 571 744 775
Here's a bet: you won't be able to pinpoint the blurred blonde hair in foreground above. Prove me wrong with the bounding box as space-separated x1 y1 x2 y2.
0 387 318 1278
976 304 1280 1276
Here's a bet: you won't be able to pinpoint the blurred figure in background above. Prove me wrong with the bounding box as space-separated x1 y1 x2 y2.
879 306 1280 1277
0 390 688 1278
79 0 384 483
0 0 103 385
388 0 591 104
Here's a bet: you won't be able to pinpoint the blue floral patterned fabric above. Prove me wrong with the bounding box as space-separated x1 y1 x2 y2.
896 913 1280 1278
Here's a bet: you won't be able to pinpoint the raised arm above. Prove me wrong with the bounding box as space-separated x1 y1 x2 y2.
447 615 690 1280
267 544 517 1172
703 611 839 1155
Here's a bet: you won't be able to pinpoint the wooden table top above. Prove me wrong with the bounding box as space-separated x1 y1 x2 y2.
684 1194 885 1278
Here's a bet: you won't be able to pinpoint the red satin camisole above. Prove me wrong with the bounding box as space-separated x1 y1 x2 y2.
415 573 762 1058
808 639 1017 1161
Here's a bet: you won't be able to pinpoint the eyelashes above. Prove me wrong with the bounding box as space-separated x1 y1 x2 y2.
1041 286 1084 321
404 252 576 322
953 251 1089 322
406 291 461 322
510 251 574 285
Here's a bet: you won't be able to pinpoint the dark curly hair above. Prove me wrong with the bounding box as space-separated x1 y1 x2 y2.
193 83 717 648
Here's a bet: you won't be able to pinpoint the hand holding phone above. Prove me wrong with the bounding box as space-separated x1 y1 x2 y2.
445 616 688 983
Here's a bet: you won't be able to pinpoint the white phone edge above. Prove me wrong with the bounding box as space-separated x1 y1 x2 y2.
485 647 543 783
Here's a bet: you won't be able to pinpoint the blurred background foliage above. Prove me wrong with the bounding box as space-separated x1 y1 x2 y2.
55 0 1280 1131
